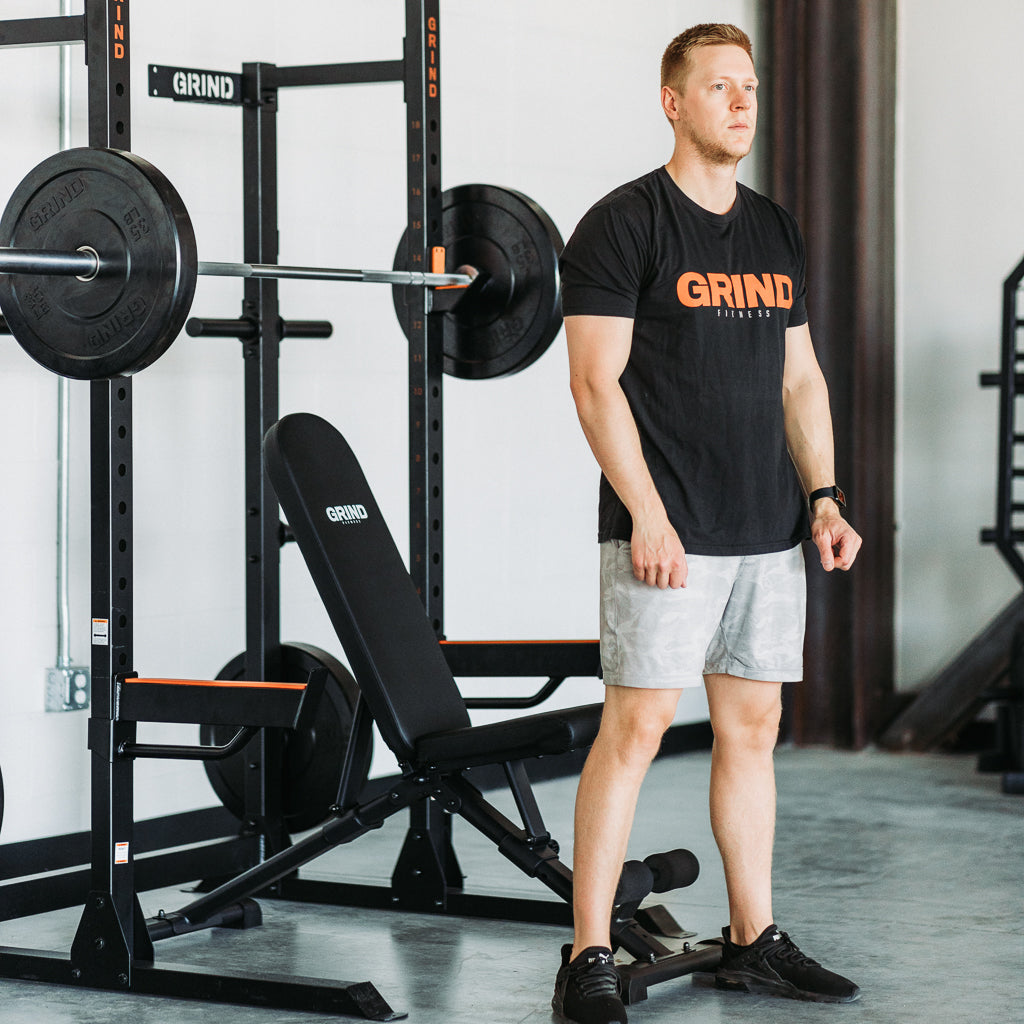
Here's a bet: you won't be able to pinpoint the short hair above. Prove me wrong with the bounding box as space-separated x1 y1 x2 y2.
660 24 753 93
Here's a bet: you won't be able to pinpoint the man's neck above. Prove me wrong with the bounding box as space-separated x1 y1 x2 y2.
664 148 741 215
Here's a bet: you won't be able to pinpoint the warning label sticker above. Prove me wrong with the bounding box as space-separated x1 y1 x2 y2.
92 619 109 646
114 842 129 865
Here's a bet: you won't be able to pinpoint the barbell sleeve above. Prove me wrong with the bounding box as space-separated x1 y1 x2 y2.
0 246 100 280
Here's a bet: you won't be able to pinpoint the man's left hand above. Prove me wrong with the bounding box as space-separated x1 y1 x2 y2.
811 511 862 572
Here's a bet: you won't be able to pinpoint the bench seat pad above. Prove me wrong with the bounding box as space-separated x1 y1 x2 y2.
414 702 604 771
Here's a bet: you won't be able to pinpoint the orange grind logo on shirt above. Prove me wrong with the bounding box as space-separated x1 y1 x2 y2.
677 272 793 309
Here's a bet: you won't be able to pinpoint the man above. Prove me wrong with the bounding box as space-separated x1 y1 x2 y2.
552 24 863 1024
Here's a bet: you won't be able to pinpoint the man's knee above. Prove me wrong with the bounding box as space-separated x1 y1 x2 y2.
707 677 783 754
596 687 680 766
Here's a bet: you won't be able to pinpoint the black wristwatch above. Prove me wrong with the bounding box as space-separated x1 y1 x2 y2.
808 485 846 514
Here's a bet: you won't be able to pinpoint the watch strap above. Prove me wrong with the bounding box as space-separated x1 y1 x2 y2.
808 485 846 511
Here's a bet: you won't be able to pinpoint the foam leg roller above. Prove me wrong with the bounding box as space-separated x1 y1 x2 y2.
643 849 700 892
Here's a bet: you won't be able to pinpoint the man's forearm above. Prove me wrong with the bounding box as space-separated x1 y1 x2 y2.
572 380 668 527
783 373 840 516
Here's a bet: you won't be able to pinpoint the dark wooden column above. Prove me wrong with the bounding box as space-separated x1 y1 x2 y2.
766 0 897 747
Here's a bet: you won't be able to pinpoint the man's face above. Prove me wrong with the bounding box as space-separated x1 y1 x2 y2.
669 44 758 166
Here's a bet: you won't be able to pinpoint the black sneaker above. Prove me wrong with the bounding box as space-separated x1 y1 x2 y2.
715 924 861 1003
552 944 627 1024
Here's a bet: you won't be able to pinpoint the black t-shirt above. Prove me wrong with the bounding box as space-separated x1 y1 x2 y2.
560 167 810 555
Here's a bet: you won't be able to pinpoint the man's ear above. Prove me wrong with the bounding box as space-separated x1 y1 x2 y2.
661 85 682 122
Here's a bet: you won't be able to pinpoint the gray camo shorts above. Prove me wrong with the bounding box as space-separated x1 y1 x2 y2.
599 540 806 689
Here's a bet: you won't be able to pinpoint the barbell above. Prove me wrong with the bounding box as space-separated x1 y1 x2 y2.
0 148 564 380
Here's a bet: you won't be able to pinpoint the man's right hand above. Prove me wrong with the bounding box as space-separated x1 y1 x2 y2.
630 519 688 589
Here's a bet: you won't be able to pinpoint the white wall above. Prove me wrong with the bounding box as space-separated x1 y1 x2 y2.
895 0 1024 688
0 0 759 843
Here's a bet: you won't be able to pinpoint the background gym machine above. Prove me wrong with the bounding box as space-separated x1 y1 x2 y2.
879 254 1024 794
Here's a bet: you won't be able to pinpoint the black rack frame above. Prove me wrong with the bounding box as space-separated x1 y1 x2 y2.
977 255 1024 792
0 2 606 1015
148 12 602 909
0 2 454 1017
980 254 1024 580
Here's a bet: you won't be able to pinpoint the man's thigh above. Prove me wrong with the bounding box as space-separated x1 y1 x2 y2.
704 546 806 684
704 672 783 734
600 540 738 689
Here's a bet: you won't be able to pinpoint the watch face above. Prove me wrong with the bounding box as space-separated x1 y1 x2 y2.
834 487 847 508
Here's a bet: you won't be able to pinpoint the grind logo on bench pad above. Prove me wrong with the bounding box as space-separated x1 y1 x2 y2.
326 504 369 523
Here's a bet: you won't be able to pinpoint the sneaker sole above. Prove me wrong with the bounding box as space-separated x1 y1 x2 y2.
551 985 628 1023
715 970 861 1004
551 995 628 1024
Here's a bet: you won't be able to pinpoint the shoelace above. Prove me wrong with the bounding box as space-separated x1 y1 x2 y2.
769 932 821 967
573 956 620 998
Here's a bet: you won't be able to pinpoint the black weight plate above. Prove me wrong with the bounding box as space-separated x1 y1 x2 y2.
201 643 371 835
0 147 197 379
392 184 564 379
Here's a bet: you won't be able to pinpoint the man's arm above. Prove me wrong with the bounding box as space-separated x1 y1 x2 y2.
566 314 687 588
782 322 862 571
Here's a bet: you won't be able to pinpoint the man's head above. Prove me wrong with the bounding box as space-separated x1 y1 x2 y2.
661 24 753 95
661 25 757 167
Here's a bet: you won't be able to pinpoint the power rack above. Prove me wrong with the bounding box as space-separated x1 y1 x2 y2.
147 16 602 914
0 2 602 1017
0 1 457 1017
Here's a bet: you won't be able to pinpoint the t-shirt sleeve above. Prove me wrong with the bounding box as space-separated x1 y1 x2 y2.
786 213 809 329
559 200 651 319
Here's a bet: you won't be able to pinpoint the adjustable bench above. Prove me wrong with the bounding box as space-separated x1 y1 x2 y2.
148 411 720 1012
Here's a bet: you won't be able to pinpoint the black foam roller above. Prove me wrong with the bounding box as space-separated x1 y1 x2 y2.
643 848 700 892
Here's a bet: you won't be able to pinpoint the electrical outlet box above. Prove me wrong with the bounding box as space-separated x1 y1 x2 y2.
46 666 91 712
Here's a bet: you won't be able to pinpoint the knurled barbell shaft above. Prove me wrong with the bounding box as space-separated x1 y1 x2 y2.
197 260 472 287
0 247 472 288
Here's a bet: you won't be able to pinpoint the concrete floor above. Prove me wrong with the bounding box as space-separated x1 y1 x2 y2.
0 747 1020 1024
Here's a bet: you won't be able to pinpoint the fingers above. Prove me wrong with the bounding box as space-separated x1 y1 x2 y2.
813 521 863 572
631 536 687 589
816 531 836 571
646 557 687 589
669 558 689 590
831 527 862 570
